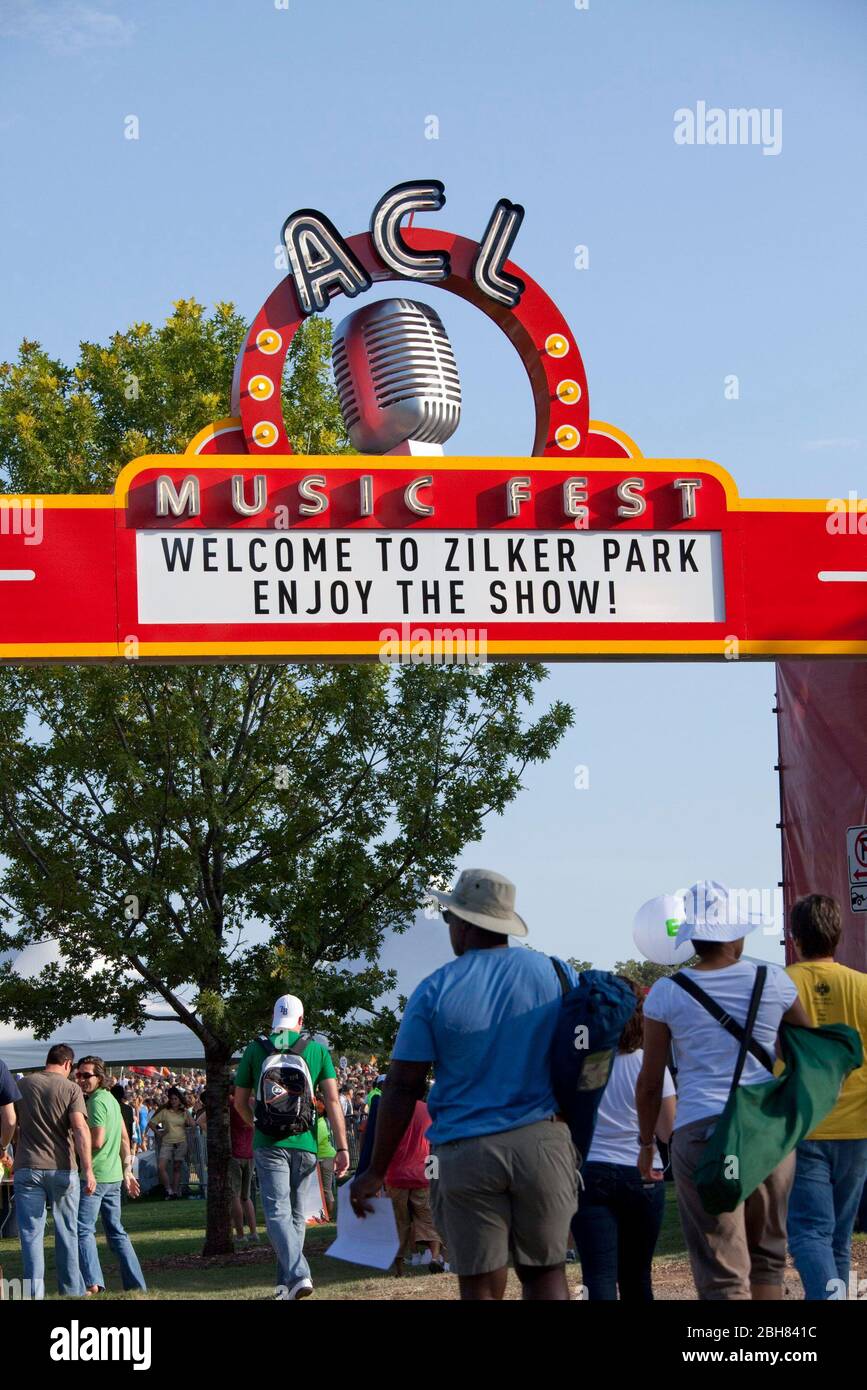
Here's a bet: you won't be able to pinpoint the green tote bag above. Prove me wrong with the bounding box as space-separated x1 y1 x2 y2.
683 968 863 1216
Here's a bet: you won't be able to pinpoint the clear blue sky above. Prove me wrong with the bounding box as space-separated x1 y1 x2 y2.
2 0 865 992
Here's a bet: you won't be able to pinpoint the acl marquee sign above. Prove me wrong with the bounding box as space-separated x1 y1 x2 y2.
1 180 865 662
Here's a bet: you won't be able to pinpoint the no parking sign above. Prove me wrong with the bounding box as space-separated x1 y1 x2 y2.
845 825 867 913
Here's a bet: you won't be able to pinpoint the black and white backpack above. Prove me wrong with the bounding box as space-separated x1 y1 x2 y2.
253 1034 316 1140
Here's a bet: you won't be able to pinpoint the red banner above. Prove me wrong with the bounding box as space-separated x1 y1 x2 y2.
778 660 867 971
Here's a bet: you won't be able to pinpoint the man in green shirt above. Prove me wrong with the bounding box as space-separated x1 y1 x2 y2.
366 1076 385 1109
75 1056 147 1293
234 993 349 1299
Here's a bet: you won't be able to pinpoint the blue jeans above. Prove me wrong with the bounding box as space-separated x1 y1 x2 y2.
572 1161 666 1301
857 1173 867 1233
787 1138 867 1300
13 1168 84 1298
254 1146 319 1290
77 1182 147 1292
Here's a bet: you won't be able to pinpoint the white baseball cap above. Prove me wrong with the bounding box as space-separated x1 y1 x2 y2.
674 880 763 949
271 993 304 1031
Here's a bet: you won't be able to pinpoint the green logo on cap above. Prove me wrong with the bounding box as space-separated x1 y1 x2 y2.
665 918 681 937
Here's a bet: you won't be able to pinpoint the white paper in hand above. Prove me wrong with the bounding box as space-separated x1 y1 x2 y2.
326 1183 400 1271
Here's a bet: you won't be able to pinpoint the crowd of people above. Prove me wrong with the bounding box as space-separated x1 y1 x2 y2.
348 871 867 1303
0 1008 424 1298
108 1070 207 1155
1 868 866 1302
0 1048 148 1296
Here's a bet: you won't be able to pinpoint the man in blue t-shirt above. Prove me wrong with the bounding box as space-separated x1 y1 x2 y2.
1 1057 21 1155
350 868 578 1300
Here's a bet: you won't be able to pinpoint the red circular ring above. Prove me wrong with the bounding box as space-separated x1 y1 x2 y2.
235 228 590 457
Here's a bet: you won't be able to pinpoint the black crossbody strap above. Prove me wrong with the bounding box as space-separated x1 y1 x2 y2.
729 966 767 1094
551 957 570 996
671 968 774 1073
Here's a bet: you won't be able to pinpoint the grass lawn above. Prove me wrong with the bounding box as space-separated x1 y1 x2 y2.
0 1183 693 1301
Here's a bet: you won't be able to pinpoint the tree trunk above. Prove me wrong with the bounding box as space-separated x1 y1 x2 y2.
201 1043 234 1257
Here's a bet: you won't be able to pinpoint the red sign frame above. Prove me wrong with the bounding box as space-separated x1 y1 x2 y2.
2 430 865 662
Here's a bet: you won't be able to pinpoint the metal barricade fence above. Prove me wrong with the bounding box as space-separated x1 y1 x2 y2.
182 1128 262 1207
186 1125 207 1196
347 1122 360 1172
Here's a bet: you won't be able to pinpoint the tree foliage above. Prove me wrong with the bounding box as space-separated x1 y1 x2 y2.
0 299 348 495
613 957 696 987
0 661 571 1057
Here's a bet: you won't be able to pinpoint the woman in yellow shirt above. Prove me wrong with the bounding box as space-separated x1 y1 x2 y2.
148 1087 193 1199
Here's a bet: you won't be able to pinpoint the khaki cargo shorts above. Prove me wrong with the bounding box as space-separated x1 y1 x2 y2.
429 1116 577 1277
385 1184 442 1259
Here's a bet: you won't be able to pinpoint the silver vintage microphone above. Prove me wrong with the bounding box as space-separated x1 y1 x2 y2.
332 297 461 455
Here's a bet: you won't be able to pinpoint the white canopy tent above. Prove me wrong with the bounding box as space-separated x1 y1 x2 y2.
0 910 450 1070
0 940 205 1071
0 1025 206 1072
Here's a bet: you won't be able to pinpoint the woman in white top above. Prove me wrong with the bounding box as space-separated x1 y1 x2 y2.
637 881 811 1301
573 978 676 1301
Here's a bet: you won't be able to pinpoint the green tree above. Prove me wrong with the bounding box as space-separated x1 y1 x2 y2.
0 299 347 496
613 957 696 987
0 303 573 1255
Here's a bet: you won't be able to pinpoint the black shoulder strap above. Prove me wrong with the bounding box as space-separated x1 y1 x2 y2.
671 967 774 1073
290 1034 318 1136
552 957 570 997
730 966 768 1094
257 1032 311 1059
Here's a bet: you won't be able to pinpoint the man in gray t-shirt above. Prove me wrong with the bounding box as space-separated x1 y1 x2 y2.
14 1043 96 1298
